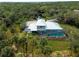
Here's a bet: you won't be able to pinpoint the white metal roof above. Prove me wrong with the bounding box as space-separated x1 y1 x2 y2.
28 22 37 31
36 18 46 26
25 18 63 31
46 21 63 30
47 19 58 22
26 20 36 26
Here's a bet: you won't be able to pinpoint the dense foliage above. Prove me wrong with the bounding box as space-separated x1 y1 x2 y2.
0 2 79 56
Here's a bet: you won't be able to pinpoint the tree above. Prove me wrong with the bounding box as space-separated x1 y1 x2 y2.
42 46 52 56
26 33 39 56
1 46 15 57
39 37 52 56
40 38 48 47
70 37 79 56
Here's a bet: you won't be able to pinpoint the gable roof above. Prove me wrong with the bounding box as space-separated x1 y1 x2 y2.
36 18 46 26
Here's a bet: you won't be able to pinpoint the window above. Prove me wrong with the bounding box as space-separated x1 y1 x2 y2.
37 26 46 30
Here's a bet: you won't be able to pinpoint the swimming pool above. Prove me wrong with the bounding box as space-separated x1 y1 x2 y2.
46 30 65 37
33 30 65 37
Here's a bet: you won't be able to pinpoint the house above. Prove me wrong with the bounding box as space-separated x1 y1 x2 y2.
24 17 65 39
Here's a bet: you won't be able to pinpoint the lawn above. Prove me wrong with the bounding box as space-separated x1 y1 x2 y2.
48 40 70 51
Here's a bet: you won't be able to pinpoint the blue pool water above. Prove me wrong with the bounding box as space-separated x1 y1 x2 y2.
47 33 65 37
47 30 65 37
38 30 65 37
36 30 65 37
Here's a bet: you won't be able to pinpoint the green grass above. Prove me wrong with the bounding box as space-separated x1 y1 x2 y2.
48 40 70 51
47 24 79 51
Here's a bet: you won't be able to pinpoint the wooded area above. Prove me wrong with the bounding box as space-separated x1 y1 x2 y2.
0 2 79 57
